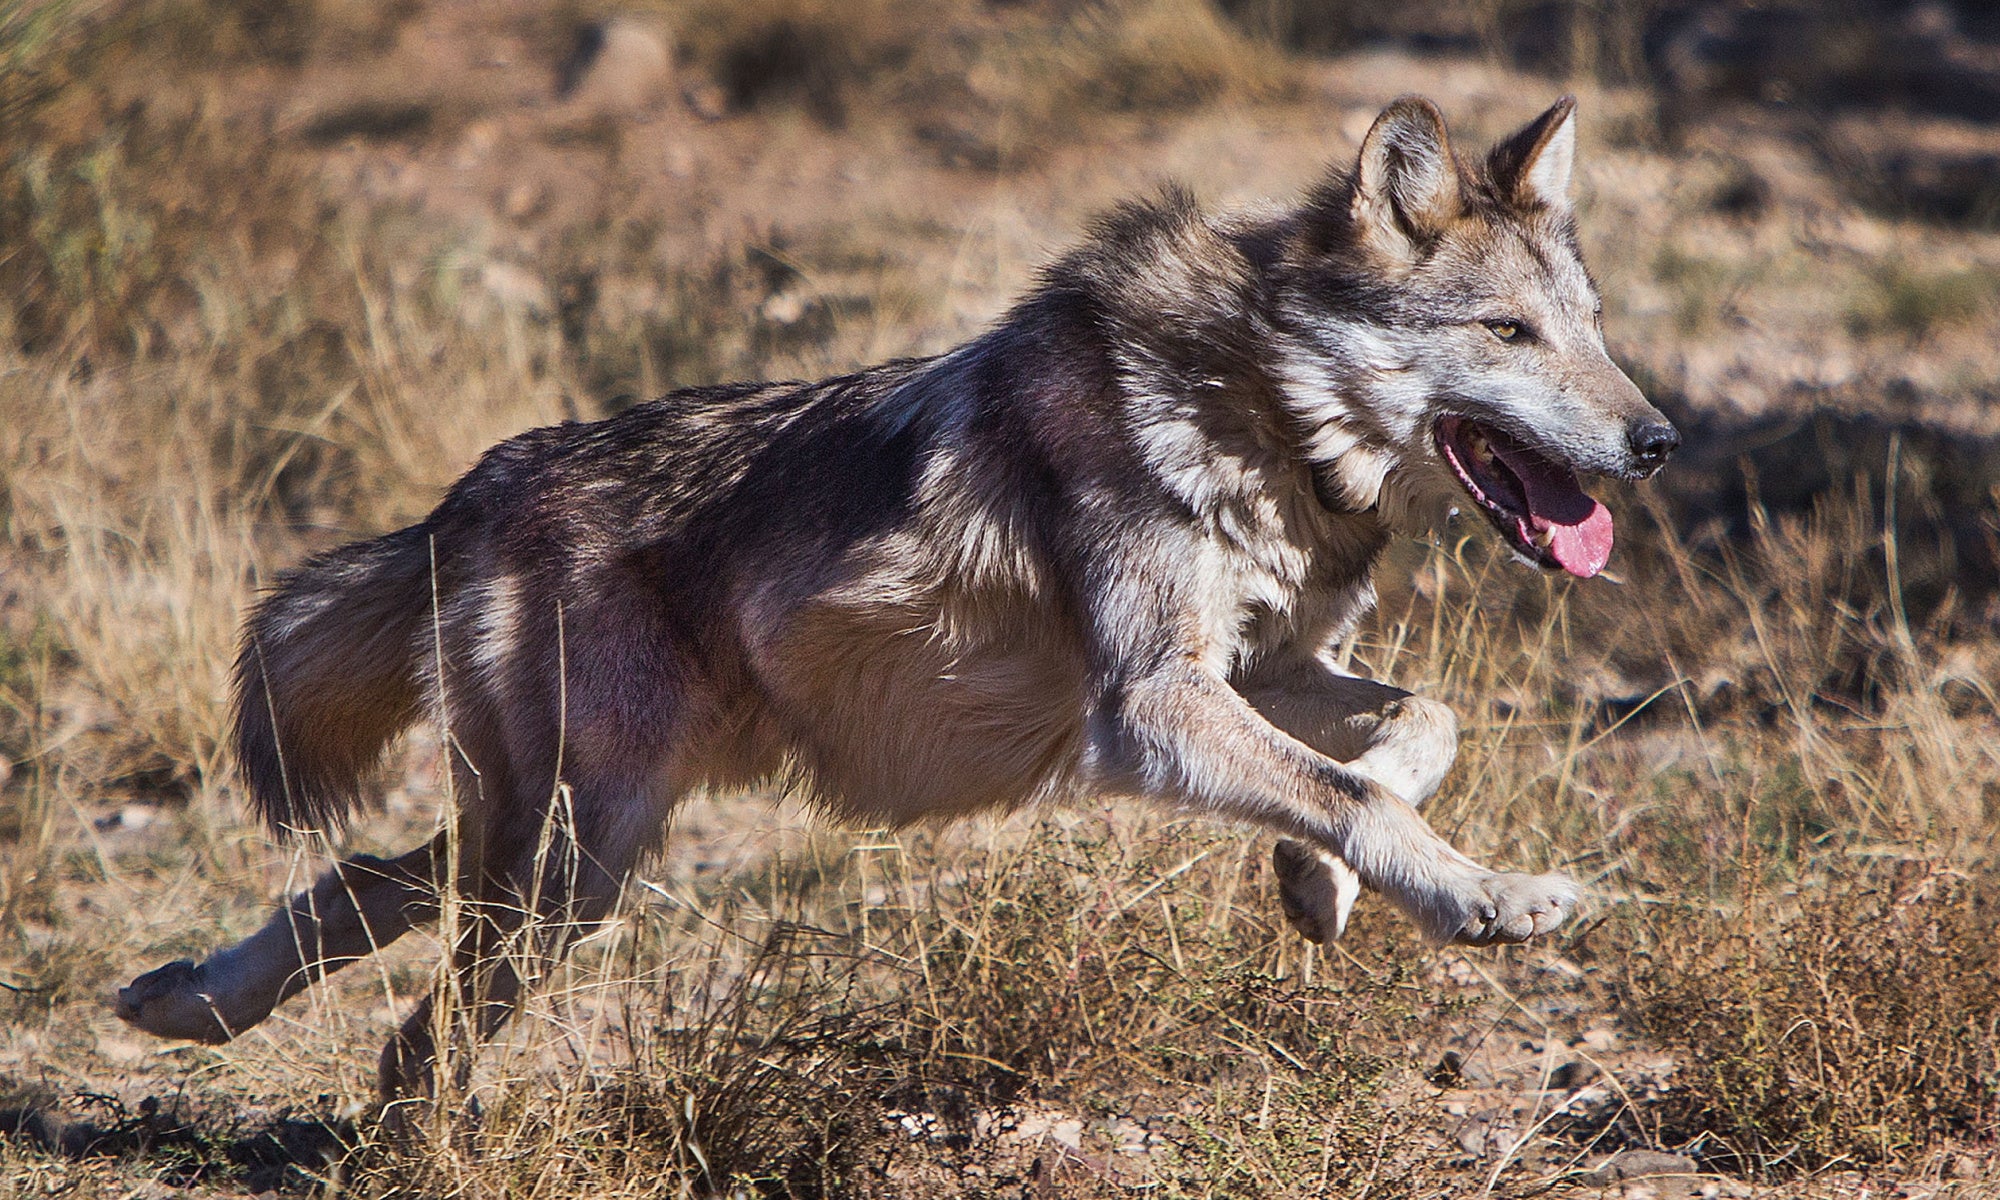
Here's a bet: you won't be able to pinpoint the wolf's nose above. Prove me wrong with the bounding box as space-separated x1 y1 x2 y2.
1628 421 1680 469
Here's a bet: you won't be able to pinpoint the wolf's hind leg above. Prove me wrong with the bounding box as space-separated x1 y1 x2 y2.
375 852 635 1102
117 835 442 1043
1273 838 1363 944
376 888 526 1106
377 772 661 1102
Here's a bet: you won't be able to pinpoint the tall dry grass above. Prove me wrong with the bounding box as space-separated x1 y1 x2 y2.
2 2 1998 1195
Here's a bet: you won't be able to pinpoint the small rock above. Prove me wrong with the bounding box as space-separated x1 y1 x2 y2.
558 16 673 116
93 805 158 833
760 289 808 326
1007 1106 1084 1151
1104 1116 1155 1155
453 118 499 168
886 1109 927 1139
1536 955 1586 983
503 182 544 222
1951 1152 1986 1180
1580 1026 1622 1052
480 262 552 315
683 81 729 121
1453 1117 1491 1158
1547 1059 1601 1090
1580 1148 1700 1185
1558 1082 1616 1118
0 753 12 789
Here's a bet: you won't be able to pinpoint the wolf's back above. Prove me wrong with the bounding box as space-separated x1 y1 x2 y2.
232 524 433 838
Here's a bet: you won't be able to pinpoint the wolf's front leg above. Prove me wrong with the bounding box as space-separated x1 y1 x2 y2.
1108 664 1574 945
1242 668 1460 806
1242 666 1474 943
117 836 440 1043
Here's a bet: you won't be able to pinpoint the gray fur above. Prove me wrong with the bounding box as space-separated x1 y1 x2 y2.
117 96 1674 1101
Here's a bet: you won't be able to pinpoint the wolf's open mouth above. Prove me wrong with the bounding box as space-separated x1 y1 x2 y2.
1434 416 1613 578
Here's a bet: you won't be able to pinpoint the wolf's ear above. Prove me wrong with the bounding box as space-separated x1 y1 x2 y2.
1352 97 1462 263
1488 96 1577 213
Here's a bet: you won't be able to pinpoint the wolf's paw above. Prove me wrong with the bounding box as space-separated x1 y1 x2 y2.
1273 839 1362 944
1450 872 1577 945
114 960 237 1044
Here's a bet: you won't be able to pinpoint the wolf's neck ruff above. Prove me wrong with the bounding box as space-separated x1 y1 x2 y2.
1266 319 1466 540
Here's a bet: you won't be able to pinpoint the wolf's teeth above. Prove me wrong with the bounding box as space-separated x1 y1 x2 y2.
1533 527 1554 549
1469 431 1494 466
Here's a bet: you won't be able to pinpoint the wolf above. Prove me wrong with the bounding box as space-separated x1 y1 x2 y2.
116 95 1676 1101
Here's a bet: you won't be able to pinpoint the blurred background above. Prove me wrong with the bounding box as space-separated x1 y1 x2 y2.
3 2 1999 1195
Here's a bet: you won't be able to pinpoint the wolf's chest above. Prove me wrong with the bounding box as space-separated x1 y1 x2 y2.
1200 515 1384 675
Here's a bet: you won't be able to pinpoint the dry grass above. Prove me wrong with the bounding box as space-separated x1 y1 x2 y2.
627 0 1295 165
1619 860 2000 1172
1846 259 2000 342
325 820 1449 1197
4 1 2000 1196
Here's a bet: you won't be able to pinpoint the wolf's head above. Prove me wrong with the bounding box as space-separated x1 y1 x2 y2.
1274 96 1675 579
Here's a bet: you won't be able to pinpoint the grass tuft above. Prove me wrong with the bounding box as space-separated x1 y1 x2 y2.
1846 261 1998 341
1617 860 2000 1172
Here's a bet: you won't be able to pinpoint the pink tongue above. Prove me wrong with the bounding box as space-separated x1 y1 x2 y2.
1494 444 1615 578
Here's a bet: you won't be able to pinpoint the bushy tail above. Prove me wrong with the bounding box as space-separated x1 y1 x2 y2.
233 525 434 838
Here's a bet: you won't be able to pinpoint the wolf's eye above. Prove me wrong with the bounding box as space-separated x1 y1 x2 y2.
1483 319 1525 342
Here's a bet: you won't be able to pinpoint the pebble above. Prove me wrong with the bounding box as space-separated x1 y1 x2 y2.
503 182 543 222
1104 1116 1156 1155
560 16 673 115
93 804 159 833
1007 1107 1084 1150
683 81 729 121
480 261 552 315
1580 1148 1700 1185
1547 1059 1601 1090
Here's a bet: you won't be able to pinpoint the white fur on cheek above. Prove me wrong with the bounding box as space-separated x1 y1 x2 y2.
1273 324 1463 536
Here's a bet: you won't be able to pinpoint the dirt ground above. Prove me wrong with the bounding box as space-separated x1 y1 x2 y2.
3 1 2000 1196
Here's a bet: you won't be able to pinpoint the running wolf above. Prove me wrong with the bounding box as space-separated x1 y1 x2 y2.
117 95 1677 1099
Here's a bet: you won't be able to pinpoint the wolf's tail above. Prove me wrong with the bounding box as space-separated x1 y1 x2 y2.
233 524 435 838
